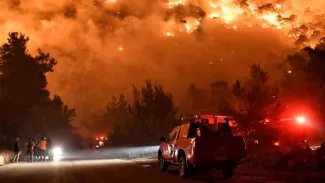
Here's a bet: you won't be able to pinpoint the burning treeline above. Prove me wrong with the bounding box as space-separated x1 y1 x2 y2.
1 0 325 130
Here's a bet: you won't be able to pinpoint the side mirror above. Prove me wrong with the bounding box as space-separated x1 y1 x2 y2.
160 137 167 142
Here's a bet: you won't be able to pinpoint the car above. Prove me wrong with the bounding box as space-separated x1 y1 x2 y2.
158 122 246 179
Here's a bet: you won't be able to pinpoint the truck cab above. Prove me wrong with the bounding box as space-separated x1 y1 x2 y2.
158 121 246 179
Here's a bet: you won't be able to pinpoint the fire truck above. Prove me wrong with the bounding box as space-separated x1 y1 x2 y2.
260 116 309 149
94 136 108 149
248 115 315 169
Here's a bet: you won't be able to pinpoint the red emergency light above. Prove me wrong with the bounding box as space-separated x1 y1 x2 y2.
295 116 306 124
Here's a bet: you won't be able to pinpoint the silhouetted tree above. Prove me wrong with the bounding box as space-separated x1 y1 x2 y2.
129 80 179 145
108 80 180 146
209 80 235 114
232 64 282 129
282 39 325 130
0 32 79 148
179 84 210 115
91 94 129 136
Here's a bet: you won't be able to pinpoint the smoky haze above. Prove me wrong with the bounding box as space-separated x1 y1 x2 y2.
1 0 325 135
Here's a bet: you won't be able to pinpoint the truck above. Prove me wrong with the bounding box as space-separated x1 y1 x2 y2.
158 120 246 179
95 136 108 149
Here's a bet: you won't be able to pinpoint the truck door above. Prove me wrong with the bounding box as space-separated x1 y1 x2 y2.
165 126 180 161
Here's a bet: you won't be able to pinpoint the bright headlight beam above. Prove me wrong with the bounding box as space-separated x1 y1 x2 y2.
53 147 62 161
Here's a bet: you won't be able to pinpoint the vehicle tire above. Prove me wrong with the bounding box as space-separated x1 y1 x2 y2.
222 167 234 180
179 155 189 178
158 153 168 172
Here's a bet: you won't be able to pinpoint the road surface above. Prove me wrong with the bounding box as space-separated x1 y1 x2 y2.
1 158 325 183
0 159 202 183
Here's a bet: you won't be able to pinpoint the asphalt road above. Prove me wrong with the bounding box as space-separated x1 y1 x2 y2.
0 159 201 183
1 158 325 183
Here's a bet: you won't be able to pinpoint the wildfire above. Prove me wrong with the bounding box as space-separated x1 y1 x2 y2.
275 4 282 9
162 0 325 46
106 0 117 3
209 1 217 9
165 31 174 37
168 0 186 8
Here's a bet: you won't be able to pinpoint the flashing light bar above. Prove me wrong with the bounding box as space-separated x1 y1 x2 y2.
296 116 306 124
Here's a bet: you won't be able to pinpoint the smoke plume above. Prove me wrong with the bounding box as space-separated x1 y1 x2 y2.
1 0 325 134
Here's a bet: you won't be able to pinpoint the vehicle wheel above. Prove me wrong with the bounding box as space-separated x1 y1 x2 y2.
158 153 168 172
222 167 234 180
179 155 189 178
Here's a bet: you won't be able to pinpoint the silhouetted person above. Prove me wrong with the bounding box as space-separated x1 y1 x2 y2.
13 137 21 163
39 137 47 162
47 138 53 161
34 139 40 160
26 137 35 162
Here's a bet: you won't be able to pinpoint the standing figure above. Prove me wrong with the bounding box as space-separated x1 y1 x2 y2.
34 139 40 161
26 137 35 162
13 137 21 163
47 138 53 161
38 137 47 162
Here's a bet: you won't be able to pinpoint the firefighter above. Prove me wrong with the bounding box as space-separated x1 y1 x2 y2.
34 139 40 161
13 137 21 163
39 137 47 162
26 137 35 162
47 138 53 161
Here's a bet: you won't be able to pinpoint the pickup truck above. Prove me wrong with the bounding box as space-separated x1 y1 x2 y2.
158 122 246 179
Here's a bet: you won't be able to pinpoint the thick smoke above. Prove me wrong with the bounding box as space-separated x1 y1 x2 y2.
1 0 325 135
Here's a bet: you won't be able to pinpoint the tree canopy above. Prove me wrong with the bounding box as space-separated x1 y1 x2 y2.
103 80 180 146
0 33 80 149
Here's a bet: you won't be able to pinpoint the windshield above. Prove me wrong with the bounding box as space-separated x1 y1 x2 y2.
218 122 232 133
189 123 233 137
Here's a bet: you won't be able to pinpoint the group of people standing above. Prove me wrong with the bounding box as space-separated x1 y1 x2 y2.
13 137 52 163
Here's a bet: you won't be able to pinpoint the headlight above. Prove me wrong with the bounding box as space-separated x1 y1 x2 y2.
53 147 62 161
53 147 62 156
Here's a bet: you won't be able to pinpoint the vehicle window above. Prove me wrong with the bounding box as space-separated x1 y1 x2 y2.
201 118 209 124
179 123 190 139
167 126 180 141
199 125 216 137
218 123 232 133
188 123 199 138
198 123 233 137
